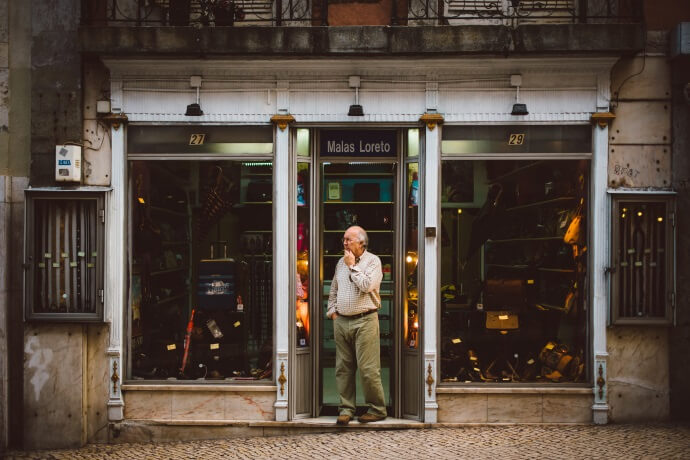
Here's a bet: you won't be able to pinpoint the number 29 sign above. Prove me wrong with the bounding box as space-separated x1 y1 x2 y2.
508 133 525 145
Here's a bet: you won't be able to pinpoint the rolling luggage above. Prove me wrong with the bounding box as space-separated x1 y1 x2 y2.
197 242 239 311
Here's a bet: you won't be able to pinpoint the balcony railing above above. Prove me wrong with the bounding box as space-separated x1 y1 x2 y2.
83 0 642 27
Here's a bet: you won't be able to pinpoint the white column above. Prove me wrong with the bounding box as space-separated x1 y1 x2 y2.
273 121 290 421
423 120 440 423
106 79 126 421
591 120 610 424
591 71 611 425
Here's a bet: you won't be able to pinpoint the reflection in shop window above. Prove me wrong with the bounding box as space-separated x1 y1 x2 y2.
440 159 589 384
130 160 273 381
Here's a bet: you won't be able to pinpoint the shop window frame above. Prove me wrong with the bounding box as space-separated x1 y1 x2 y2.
609 193 676 326
439 124 593 386
24 190 106 322
125 124 276 384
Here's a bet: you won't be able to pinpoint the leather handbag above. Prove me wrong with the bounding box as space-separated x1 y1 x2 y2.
484 279 526 309
485 311 519 330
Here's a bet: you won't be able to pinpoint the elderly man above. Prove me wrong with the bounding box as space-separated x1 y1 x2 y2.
327 225 387 425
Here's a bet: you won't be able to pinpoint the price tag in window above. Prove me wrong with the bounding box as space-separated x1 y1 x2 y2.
210 343 220 350
527 358 535 365
545 342 555 350
527 279 535 285
451 338 462 344
61 252 68 258
189 134 206 145
70 262 77 268
234 321 241 328
52 263 60 268
44 253 52 259
38 263 46 268
508 134 525 145
167 344 176 351
78 251 85 257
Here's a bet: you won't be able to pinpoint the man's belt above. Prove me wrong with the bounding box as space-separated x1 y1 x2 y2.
341 309 378 319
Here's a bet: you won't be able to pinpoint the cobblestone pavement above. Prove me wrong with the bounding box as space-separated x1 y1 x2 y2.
5 424 690 460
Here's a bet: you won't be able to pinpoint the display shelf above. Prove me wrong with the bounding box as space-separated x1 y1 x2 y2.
323 230 394 233
505 196 576 212
151 294 186 307
150 267 186 276
486 161 544 184
323 254 393 258
323 172 394 177
162 241 187 247
324 201 394 205
485 264 574 274
150 206 186 217
486 236 564 244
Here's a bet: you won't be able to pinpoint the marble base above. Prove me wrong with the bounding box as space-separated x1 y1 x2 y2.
123 390 276 421
437 392 594 423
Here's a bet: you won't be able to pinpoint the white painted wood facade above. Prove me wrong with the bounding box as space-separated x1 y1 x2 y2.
105 56 616 424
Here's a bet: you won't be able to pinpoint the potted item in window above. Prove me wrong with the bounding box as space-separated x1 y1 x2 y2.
327 181 341 201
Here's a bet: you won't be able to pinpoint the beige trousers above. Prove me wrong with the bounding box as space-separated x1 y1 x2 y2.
333 313 387 417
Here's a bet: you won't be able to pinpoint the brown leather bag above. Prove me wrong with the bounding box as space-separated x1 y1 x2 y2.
484 279 526 309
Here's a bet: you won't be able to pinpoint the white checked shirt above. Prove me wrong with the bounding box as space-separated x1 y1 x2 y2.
327 250 382 318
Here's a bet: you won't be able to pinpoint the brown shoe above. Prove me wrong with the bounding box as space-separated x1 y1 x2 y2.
336 414 351 426
358 413 386 423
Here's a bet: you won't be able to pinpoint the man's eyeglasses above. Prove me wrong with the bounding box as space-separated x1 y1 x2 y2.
342 237 360 244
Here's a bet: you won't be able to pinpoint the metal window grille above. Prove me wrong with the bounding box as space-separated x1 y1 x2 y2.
611 195 675 325
25 191 105 322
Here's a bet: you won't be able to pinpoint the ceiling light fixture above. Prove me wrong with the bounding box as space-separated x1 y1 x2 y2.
510 74 528 116
348 76 364 117
185 75 204 116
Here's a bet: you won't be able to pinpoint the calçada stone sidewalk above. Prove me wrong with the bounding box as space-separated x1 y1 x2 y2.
4 424 690 459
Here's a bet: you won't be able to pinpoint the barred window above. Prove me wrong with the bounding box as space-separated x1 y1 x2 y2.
25 191 105 322
610 195 675 325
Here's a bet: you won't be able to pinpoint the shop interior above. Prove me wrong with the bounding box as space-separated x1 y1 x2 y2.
440 159 589 384
129 160 274 381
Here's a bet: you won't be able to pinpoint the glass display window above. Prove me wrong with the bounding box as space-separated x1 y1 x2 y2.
129 159 273 382
440 159 589 384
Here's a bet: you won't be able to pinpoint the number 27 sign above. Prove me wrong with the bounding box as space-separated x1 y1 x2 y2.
189 134 206 145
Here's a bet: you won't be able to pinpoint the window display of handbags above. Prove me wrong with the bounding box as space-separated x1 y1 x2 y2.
440 159 589 384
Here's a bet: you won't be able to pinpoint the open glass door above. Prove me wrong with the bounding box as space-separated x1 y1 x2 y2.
319 159 397 416
401 128 422 419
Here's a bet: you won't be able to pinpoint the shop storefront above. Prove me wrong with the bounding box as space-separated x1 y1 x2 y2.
96 57 616 429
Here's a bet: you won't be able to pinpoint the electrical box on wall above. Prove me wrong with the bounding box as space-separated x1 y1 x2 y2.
55 145 82 182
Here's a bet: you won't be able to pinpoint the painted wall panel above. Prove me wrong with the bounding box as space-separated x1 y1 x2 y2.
23 324 85 449
609 102 671 145
608 144 672 188
607 327 670 422
612 57 671 101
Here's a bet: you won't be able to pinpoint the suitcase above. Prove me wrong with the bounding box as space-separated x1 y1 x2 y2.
197 242 239 311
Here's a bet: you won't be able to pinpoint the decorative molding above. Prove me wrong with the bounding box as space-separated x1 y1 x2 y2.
420 113 444 131
278 362 287 396
100 112 128 130
591 112 616 128
271 114 296 131
596 363 605 400
426 363 435 397
111 360 120 394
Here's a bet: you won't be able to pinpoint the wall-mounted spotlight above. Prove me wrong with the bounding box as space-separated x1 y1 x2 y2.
510 74 528 116
348 76 364 117
185 75 204 116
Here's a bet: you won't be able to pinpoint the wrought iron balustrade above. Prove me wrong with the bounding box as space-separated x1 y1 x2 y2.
82 0 642 26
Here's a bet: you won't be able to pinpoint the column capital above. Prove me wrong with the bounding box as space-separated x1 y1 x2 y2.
590 112 615 129
419 113 444 131
271 114 296 131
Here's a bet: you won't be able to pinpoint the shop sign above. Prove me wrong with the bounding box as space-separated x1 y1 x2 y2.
320 130 397 157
